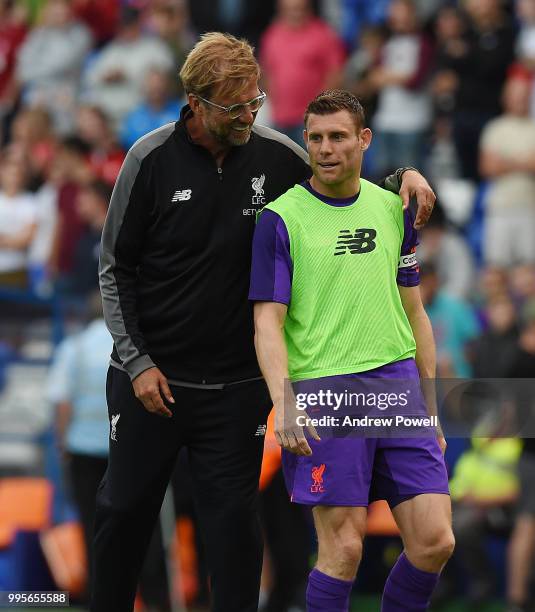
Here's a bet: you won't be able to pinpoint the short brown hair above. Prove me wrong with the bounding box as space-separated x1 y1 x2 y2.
304 90 366 130
179 32 260 99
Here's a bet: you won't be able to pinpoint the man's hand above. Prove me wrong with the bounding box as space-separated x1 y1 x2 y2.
399 170 436 230
274 402 320 456
132 367 174 418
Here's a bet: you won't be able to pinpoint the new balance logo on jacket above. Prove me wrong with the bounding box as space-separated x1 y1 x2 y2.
334 228 377 255
255 424 267 437
171 189 192 202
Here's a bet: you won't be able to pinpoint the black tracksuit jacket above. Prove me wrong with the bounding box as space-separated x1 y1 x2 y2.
99 105 311 385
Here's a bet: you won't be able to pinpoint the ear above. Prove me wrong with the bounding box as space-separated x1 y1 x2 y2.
359 127 372 151
188 92 201 114
303 129 309 150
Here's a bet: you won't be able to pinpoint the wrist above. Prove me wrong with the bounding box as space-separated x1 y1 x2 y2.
396 166 420 188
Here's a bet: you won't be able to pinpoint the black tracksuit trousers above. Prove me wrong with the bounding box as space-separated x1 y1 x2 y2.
90 367 272 612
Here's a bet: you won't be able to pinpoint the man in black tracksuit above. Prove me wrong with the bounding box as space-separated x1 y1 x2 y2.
93 32 436 612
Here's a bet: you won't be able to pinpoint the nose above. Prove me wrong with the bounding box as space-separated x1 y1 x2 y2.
319 137 333 156
239 106 255 124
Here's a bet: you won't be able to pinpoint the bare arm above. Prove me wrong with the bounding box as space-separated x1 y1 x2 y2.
254 301 289 408
399 285 446 453
55 401 72 453
479 148 535 178
254 301 319 455
0 222 37 249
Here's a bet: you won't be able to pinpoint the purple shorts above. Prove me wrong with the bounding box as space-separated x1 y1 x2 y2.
282 359 450 508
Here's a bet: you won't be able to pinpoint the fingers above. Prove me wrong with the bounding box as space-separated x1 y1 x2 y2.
294 429 312 456
142 387 173 418
159 377 175 405
398 171 436 227
414 189 436 230
399 185 410 210
275 426 313 456
307 423 321 442
133 371 174 418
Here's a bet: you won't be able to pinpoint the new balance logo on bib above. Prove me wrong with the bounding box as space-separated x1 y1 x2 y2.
334 228 377 255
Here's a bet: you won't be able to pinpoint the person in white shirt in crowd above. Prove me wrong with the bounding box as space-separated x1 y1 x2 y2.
0 149 37 288
16 0 92 135
479 73 535 265
369 0 434 177
83 5 174 130
46 292 172 611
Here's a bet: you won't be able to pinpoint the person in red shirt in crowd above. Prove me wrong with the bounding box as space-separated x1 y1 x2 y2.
47 137 93 289
0 0 27 142
72 0 119 47
260 0 345 146
76 105 125 186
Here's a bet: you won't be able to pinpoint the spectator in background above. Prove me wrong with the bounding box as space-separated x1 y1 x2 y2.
71 0 119 48
64 180 110 300
369 0 434 177
76 105 125 186
343 25 386 123
146 0 195 89
46 291 112 600
260 0 345 145
417 203 476 299
472 296 519 378
516 0 535 120
446 433 521 607
10 107 56 188
479 75 535 266
478 265 510 304
83 5 174 129
506 315 535 612
16 0 92 135
436 0 515 180
46 292 172 611
516 0 535 78
188 0 276 49
47 137 92 292
428 6 467 182
120 69 182 150
0 0 27 142
0 149 36 287
510 264 535 313
432 5 467 120
333 0 391 50
420 262 480 377
1 141 58 294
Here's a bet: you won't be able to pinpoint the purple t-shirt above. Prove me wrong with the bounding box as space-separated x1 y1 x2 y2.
249 181 419 305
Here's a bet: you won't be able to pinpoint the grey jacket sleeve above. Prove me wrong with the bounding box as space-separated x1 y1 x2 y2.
99 146 156 381
98 124 175 380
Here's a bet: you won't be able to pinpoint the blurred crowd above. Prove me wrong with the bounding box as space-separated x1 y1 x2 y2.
3 0 535 609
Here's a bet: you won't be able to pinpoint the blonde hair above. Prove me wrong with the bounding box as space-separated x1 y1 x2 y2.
179 32 260 99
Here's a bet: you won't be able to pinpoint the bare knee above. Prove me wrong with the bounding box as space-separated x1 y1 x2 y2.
408 529 455 572
314 506 366 581
338 537 363 567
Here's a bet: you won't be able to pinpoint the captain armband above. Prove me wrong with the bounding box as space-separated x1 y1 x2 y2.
398 252 418 269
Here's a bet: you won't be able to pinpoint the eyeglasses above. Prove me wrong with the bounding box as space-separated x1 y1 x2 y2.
196 90 267 119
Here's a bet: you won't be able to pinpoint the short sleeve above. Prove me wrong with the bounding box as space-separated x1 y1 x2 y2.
46 337 76 404
249 209 293 305
397 207 420 287
479 120 501 153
